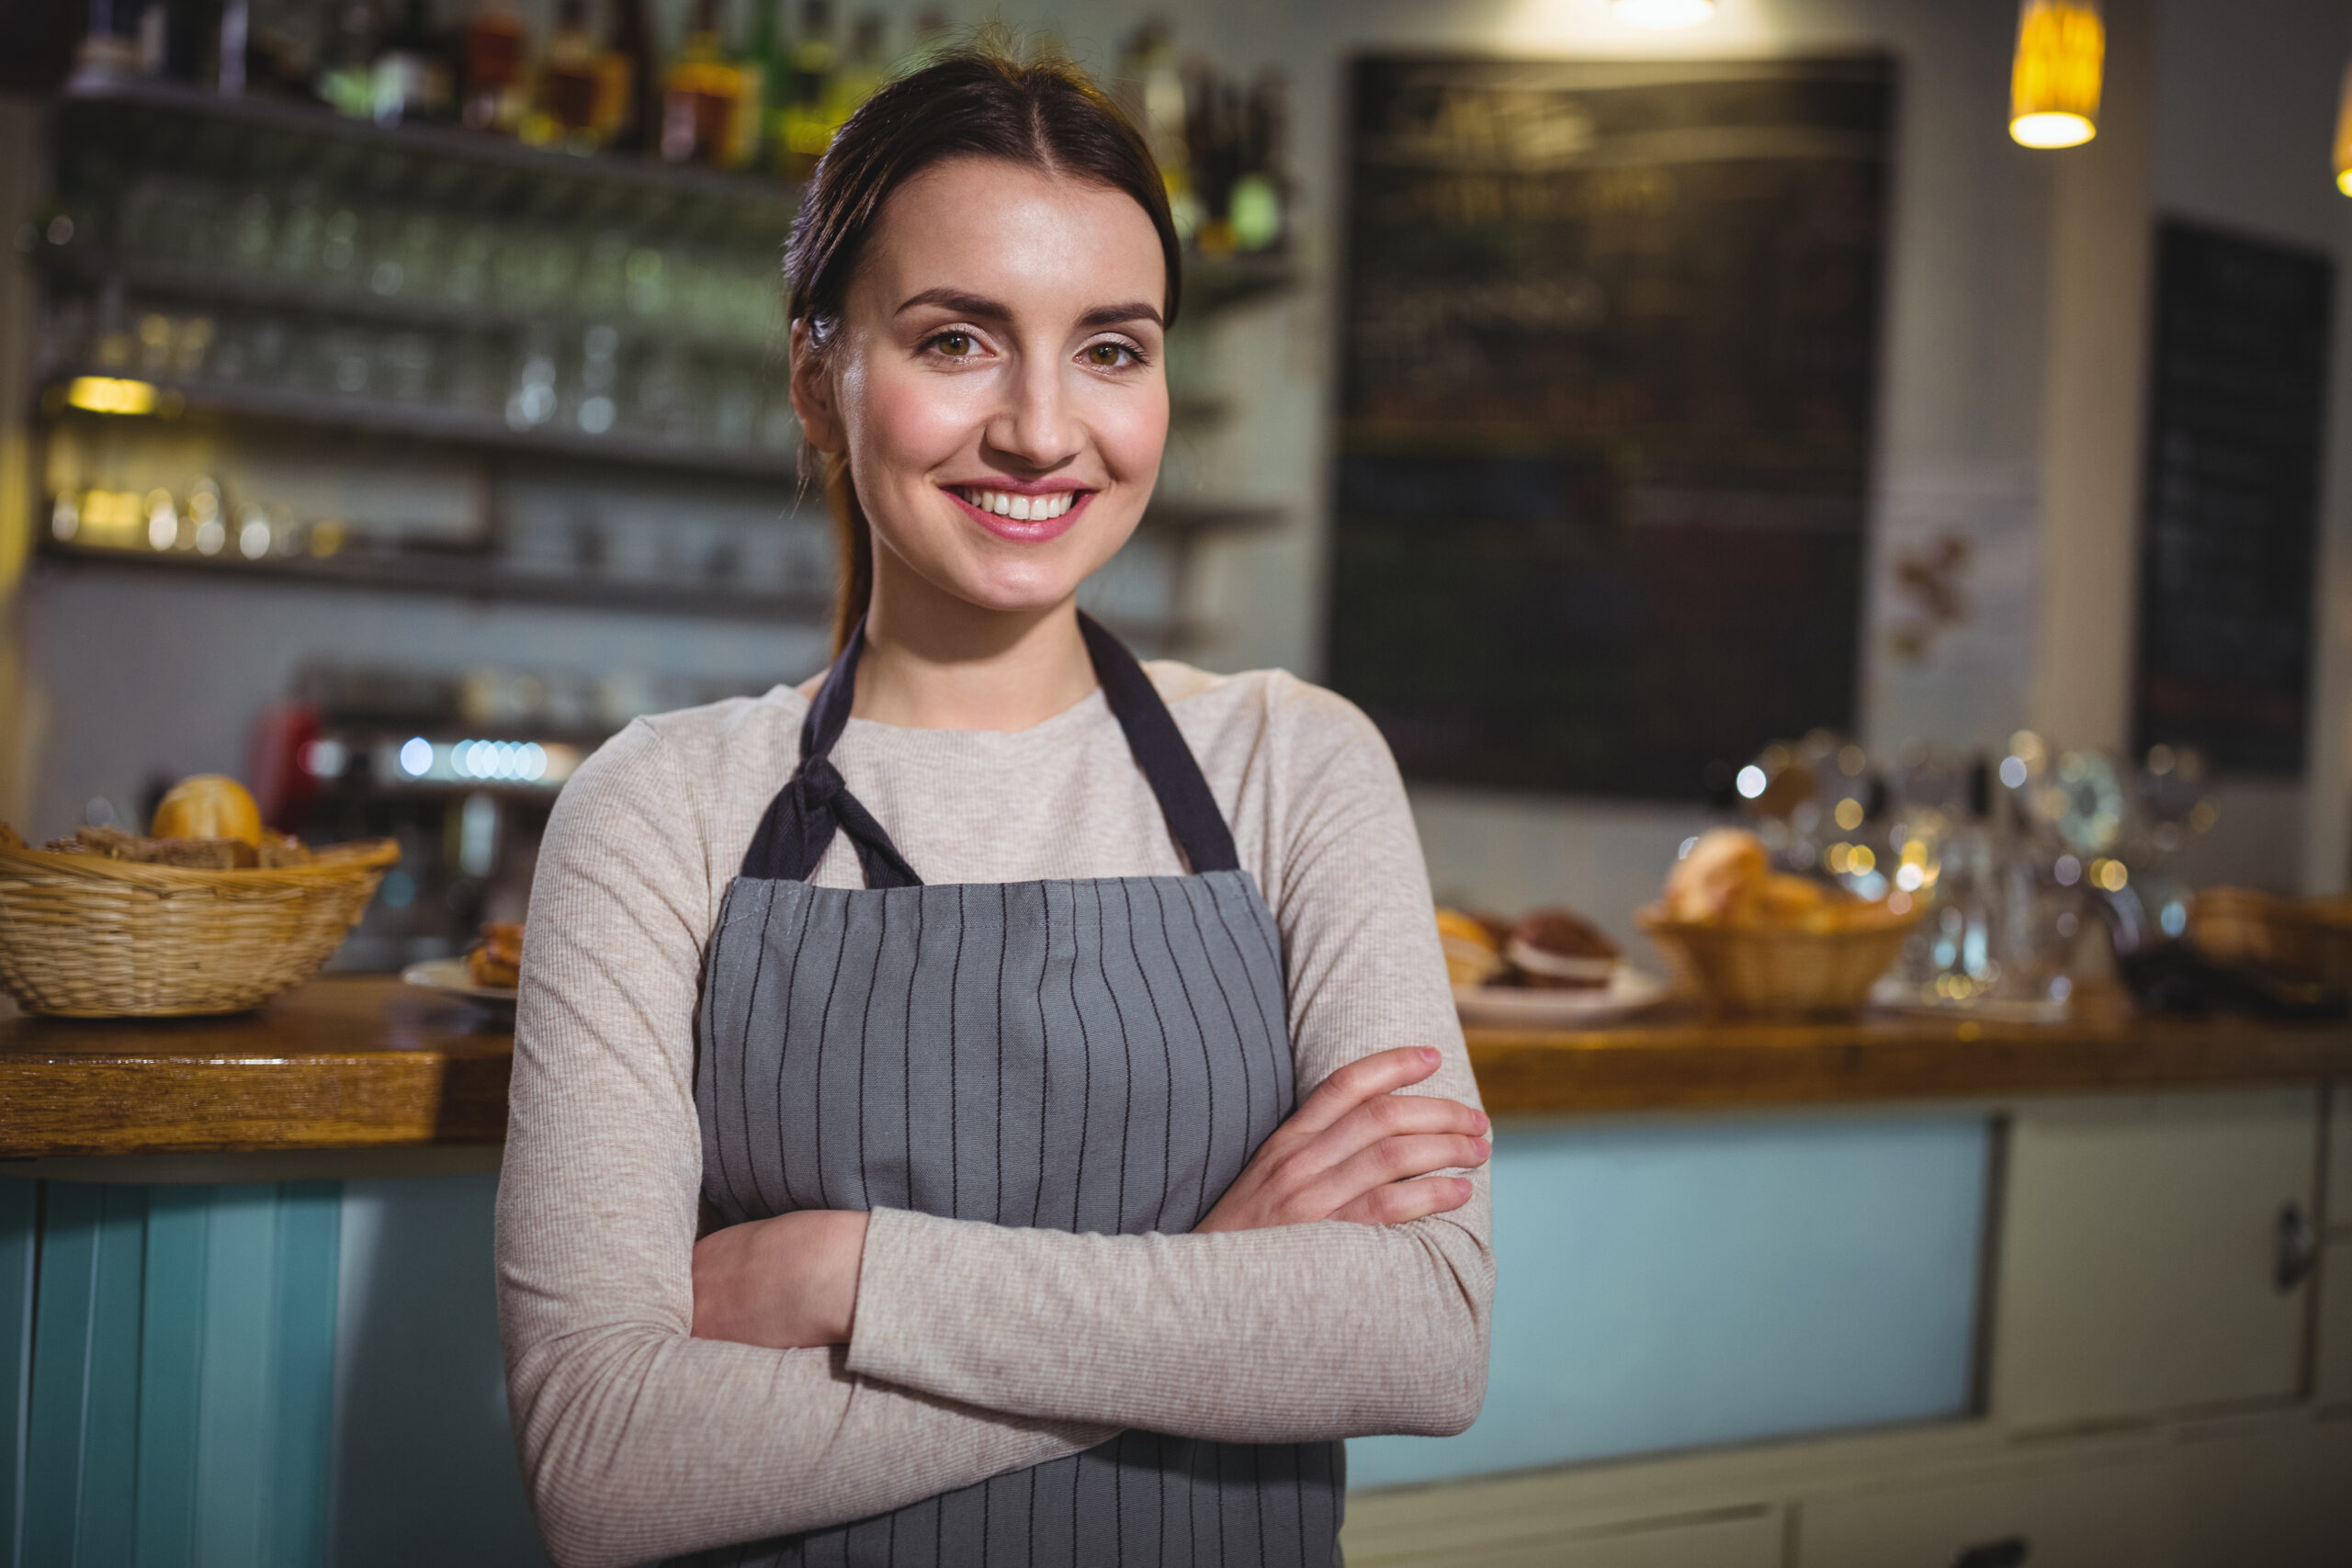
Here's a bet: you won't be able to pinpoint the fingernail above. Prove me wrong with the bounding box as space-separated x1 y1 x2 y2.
1454 1178 1474 1199
1473 1111 1489 1133
1419 1046 1440 1066
1476 1138 1491 1157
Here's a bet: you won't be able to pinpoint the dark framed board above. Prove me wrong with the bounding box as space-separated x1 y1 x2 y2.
1328 54 1894 798
2133 220 2334 776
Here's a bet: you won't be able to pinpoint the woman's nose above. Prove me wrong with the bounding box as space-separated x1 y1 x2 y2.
983 354 1080 471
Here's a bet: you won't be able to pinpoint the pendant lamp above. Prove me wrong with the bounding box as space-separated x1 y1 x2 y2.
1609 0 1716 28
2335 58 2352 197
2010 0 2104 149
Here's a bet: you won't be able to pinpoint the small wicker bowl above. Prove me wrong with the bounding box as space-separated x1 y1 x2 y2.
1637 904 1924 1019
0 838 399 1018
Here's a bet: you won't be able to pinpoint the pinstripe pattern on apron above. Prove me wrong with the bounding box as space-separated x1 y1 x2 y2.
674 618 1345 1567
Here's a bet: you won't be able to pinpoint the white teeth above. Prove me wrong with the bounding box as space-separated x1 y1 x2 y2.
960 487 1080 519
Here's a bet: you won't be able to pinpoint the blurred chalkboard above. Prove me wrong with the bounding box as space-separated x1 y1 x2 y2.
1328 55 1894 798
2133 220 2334 775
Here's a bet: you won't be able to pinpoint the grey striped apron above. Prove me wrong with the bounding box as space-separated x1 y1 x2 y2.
678 615 1344 1567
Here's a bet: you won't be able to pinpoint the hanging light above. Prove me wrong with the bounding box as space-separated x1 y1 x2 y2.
2009 0 2104 149
2334 58 2352 197
1609 0 1717 29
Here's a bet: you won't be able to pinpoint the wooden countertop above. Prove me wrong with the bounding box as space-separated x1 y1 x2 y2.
0 977 510 1157
4 977 2350 1157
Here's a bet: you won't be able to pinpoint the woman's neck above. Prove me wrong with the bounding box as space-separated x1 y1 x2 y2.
846 553 1099 733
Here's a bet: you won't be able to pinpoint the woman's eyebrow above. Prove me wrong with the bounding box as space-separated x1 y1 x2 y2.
1076 301 1163 329
897 288 1010 320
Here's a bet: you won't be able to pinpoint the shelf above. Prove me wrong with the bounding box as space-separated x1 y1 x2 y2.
36 539 1221 648
37 536 829 623
53 75 799 240
43 372 799 483
44 250 776 360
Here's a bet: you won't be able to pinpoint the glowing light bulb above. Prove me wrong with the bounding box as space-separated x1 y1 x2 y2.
400 737 434 777
2335 58 2352 197
1736 764 1768 799
1609 0 1716 28
2010 0 2104 149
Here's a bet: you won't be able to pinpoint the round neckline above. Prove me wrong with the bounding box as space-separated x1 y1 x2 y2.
837 682 1115 744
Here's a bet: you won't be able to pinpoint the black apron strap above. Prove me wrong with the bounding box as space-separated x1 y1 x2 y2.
1078 612 1240 874
739 623 922 886
741 614 1238 883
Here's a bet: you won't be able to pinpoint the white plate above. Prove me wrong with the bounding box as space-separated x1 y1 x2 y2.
401 957 517 1006
1453 967 1671 1028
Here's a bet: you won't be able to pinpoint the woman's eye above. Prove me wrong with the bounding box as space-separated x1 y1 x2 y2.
1085 341 1139 369
933 332 976 357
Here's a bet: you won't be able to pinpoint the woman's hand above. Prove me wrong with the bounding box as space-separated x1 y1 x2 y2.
691 1208 870 1349
1195 1046 1489 1233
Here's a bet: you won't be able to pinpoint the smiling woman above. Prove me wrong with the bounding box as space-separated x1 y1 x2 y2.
495 47 1494 1568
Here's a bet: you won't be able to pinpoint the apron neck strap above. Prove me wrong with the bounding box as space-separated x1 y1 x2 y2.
740 613 1239 884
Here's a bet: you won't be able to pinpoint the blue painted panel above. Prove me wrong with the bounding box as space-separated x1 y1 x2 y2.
1349 1112 1991 1489
24 1183 102 1564
136 1186 210 1568
1 1181 37 1568
78 1186 149 1567
268 1183 340 1568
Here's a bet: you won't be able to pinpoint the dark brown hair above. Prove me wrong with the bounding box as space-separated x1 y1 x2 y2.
784 47 1184 654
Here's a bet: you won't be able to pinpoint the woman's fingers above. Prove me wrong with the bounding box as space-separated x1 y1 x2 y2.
1327 1174 1478 1227
1300 1131 1489 1216
1282 1046 1445 1137
1269 1091 1488 1190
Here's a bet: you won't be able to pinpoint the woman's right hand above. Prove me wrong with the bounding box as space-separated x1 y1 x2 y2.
1195 1046 1489 1233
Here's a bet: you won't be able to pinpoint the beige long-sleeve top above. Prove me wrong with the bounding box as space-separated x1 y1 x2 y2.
495 660 1493 1568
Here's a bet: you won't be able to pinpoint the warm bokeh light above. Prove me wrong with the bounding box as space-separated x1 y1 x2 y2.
2011 0 2104 149
65 376 158 415
2335 58 2352 196
1609 0 1716 29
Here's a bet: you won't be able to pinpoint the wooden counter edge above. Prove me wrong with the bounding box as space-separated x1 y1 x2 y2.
1466 1022 2352 1115
0 1049 511 1156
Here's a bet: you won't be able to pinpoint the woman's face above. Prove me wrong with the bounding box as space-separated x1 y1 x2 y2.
794 155 1170 617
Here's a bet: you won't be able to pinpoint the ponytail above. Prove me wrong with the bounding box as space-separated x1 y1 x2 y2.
824 450 873 657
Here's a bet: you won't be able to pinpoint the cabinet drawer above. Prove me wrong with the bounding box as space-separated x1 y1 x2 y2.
2321 1240 2352 1409
1991 1089 2319 1427
1794 1460 2165 1567
1390 1509 1784 1568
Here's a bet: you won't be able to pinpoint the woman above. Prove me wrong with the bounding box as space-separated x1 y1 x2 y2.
497 48 1492 1568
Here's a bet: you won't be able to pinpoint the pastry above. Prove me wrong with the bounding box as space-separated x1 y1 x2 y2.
469 921 525 989
1505 908 1620 989
1436 907 1506 987
150 774 264 847
1663 828 1771 922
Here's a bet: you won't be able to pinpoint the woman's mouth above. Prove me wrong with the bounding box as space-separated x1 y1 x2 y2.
947 485 1090 540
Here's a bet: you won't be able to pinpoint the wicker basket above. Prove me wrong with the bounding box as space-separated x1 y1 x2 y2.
1637 905 1924 1019
2191 887 2352 992
0 838 399 1017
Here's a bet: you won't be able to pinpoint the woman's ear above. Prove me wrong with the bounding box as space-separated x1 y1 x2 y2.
789 318 843 454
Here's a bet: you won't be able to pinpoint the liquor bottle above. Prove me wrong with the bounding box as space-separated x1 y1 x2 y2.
1116 19 1194 242
314 0 379 118
661 0 743 167
527 0 603 148
822 11 884 133
371 0 453 125
462 0 527 133
746 0 786 173
598 0 658 152
775 0 835 180
1228 71 1288 253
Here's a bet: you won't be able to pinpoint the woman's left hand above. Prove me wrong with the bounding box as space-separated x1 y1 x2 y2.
691 1210 870 1349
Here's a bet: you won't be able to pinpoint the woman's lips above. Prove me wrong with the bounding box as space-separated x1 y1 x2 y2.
945 484 1091 542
